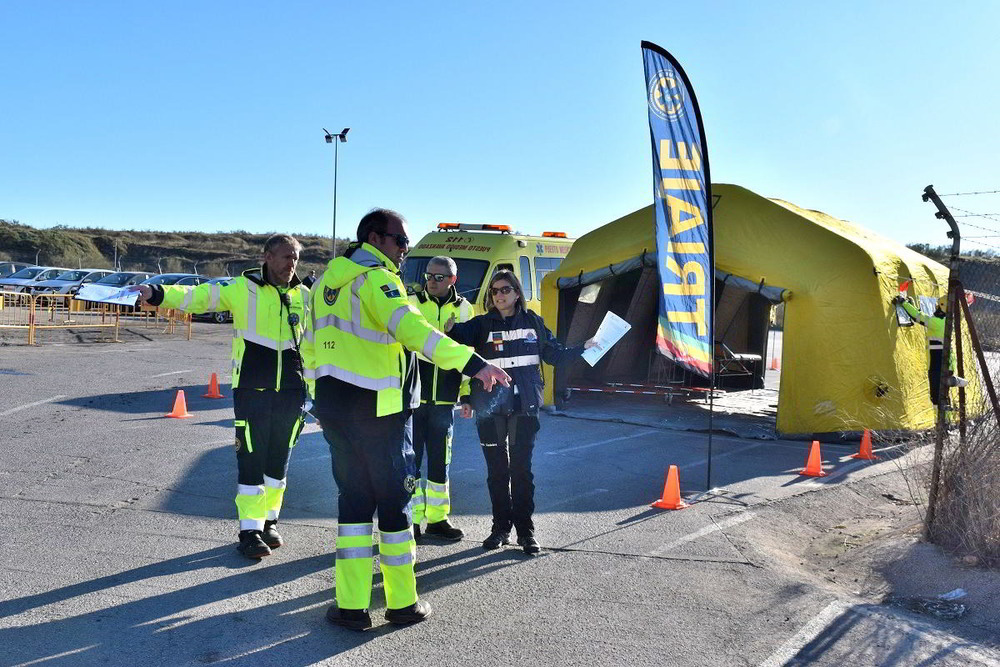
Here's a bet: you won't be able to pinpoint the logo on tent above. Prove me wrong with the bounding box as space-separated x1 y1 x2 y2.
648 69 686 122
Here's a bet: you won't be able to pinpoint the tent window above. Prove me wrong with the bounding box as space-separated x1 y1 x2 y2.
519 256 533 301
579 283 601 304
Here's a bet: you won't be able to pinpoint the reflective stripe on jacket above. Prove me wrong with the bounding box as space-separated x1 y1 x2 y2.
152 267 309 391
302 242 486 418
448 306 582 416
410 288 473 405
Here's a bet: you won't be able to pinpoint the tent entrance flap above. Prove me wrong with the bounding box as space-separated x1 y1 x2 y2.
555 260 785 404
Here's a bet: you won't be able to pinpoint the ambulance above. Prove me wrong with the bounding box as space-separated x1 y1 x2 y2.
401 223 574 312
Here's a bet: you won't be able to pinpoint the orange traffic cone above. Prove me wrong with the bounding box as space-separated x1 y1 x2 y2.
799 440 827 477
166 390 193 419
770 357 780 370
652 464 689 510
851 429 877 460
203 373 224 399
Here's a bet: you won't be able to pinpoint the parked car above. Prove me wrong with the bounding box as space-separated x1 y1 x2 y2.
0 262 33 279
31 269 114 295
192 277 234 323
140 273 209 287
91 271 156 288
0 266 71 293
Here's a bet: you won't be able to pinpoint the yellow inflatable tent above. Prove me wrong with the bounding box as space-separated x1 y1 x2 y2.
542 183 972 437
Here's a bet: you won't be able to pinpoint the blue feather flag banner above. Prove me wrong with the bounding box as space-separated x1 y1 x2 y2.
641 41 714 377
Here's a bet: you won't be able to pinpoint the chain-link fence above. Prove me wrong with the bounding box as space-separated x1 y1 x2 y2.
920 189 1000 567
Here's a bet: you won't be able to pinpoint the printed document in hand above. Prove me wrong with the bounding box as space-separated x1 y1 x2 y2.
75 284 140 306
581 311 631 367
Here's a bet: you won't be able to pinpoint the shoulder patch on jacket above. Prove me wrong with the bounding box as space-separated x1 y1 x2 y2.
323 286 339 306
380 284 402 299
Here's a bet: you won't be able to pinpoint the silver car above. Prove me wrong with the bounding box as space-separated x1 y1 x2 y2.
0 267 71 293
31 269 114 295
0 262 33 279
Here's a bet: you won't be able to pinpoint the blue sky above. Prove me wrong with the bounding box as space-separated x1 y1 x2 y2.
2 1 998 251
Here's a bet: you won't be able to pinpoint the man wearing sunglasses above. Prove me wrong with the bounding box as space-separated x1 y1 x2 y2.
408 256 474 542
302 208 511 631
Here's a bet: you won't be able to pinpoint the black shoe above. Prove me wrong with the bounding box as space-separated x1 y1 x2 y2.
262 520 283 549
518 534 541 555
413 524 421 541
237 530 271 559
385 600 432 625
326 604 373 631
425 519 464 541
482 530 511 550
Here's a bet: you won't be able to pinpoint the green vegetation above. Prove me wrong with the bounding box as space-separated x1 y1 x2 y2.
0 219 351 277
907 243 998 265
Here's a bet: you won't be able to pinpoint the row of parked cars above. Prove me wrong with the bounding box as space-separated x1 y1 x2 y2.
0 262 233 323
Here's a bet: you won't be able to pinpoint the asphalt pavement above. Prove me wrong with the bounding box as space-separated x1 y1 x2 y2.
1 327 998 666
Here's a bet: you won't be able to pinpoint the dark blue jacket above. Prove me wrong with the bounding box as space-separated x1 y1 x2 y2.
449 306 582 416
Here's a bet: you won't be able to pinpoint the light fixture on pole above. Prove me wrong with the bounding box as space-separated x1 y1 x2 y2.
323 127 350 255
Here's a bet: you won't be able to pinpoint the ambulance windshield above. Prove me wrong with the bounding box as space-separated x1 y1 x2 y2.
401 257 489 304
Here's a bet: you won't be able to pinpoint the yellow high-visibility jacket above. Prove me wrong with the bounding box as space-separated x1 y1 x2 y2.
151 267 310 392
301 243 485 418
410 288 473 405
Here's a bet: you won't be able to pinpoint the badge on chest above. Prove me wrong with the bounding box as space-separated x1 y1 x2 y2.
490 331 504 352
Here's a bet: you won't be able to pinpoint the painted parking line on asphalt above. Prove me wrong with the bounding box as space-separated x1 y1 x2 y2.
151 369 194 378
646 511 755 557
539 488 609 510
678 442 769 471
0 394 67 418
545 429 658 455
759 599 1000 667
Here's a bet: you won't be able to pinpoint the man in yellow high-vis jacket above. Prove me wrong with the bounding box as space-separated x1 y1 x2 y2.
135 235 310 560
893 293 967 405
301 208 510 631
408 256 474 542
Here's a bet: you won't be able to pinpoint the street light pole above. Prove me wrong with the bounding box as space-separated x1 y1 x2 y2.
323 127 350 255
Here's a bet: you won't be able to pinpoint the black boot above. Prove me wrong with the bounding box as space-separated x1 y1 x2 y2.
425 519 464 541
237 530 271 559
518 532 540 555
326 603 373 631
385 600 433 625
482 529 511 550
262 520 283 549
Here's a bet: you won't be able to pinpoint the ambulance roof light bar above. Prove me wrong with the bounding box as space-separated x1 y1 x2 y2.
436 223 513 234
542 231 567 238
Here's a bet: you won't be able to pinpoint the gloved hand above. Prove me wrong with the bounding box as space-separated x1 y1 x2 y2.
892 295 905 305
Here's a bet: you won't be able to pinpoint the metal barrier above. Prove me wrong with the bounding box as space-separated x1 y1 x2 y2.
0 291 192 344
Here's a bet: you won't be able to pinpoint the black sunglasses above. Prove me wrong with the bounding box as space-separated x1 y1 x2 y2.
380 231 410 247
424 272 453 283
490 285 514 296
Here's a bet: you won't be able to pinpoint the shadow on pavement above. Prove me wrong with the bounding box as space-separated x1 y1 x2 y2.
57 385 233 416
1 542 535 666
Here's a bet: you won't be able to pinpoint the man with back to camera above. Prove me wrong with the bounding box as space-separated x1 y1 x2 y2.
893 292 967 405
408 256 474 541
133 235 310 560
301 208 510 630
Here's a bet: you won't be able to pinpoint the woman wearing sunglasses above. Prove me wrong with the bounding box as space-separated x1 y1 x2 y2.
446 270 598 554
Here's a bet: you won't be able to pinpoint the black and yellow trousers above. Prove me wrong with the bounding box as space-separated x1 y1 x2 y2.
233 388 305 531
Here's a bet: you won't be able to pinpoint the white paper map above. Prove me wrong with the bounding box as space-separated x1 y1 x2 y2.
75 284 140 306
581 311 631 367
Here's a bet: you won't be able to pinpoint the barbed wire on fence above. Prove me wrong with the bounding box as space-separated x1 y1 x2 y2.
949 206 1000 225
938 189 1000 197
